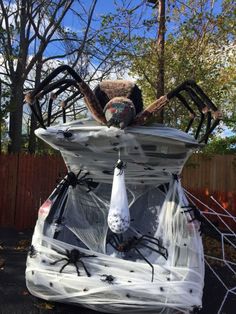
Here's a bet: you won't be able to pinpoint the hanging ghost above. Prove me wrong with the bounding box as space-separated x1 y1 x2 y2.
107 160 130 234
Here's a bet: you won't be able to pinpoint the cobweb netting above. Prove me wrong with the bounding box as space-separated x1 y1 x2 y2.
27 179 205 314
184 189 236 314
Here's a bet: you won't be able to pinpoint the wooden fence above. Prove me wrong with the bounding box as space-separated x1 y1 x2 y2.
0 153 235 230
0 154 66 229
182 154 236 212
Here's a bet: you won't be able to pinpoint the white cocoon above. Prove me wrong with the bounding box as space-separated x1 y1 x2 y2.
107 165 130 233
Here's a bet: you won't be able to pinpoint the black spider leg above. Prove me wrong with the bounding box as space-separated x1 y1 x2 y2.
137 235 168 260
138 241 168 260
183 86 207 140
175 93 196 133
28 99 46 129
60 90 84 123
47 97 54 127
167 80 220 143
108 233 126 253
78 253 97 277
183 81 220 143
204 111 212 143
45 172 77 239
30 65 84 101
50 257 68 266
76 171 98 193
49 248 73 274
189 80 218 111
51 256 80 276
181 205 205 235
167 80 218 111
167 84 205 140
78 259 91 277
60 261 77 274
133 236 168 260
134 247 154 282
43 79 80 126
199 117 220 144
48 89 83 126
36 79 76 99
25 66 83 128
108 233 120 250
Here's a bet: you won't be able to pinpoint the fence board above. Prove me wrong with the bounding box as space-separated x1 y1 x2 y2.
0 154 18 226
0 154 66 229
182 154 236 220
0 153 235 229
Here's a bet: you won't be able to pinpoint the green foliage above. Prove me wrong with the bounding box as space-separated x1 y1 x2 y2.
202 135 236 155
124 0 236 137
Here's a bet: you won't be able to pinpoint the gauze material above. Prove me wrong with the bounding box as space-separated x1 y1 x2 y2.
107 162 130 233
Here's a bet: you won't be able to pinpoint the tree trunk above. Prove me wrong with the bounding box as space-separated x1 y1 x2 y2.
0 81 2 153
28 58 43 154
8 80 24 153
28 113 37 154
156 0 166 123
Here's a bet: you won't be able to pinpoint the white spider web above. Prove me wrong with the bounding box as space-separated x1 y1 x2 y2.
184 189 236 314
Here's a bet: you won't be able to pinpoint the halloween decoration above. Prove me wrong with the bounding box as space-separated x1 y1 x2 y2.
24 65 221 143
107 158 130 234
25 65 225 314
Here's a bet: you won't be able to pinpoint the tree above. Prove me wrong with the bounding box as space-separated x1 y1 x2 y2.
0 0 76 153
125 0 236 135
1 0 146 153
155 0 166 122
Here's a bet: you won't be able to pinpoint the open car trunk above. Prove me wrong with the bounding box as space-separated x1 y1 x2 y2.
26 120 204 314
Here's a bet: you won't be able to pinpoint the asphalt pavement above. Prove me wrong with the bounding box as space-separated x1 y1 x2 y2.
0 228 100 314
0 228 235 314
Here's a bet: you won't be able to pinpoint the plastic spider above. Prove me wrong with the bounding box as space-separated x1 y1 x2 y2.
100 274 116 284
50 248 96 277
25 65 221 144
66 170 98 192
57 129 73 139
181 205 205 235
108 234 168 282
114 159 127 175
28 245 37 258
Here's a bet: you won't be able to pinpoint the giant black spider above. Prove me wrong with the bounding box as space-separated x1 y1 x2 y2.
108 233 168 282
25 65 221 144
50 248 96 277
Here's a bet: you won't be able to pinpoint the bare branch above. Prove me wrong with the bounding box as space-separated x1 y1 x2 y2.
0 0 14 75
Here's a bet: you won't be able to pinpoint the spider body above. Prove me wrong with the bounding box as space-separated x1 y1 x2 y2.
66 170 98 192
115 159 126 175
50 248 96 277
100 274 116 284
108 234 168 282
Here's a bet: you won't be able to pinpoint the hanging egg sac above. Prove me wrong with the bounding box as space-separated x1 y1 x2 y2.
107 160 130 234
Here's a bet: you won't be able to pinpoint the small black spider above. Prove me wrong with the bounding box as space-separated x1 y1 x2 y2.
115 159 126 175
192 305 202 313
57 129 73 139
28 245 37 258
100 274 116 284
50 248 96 277
181 205 205 235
